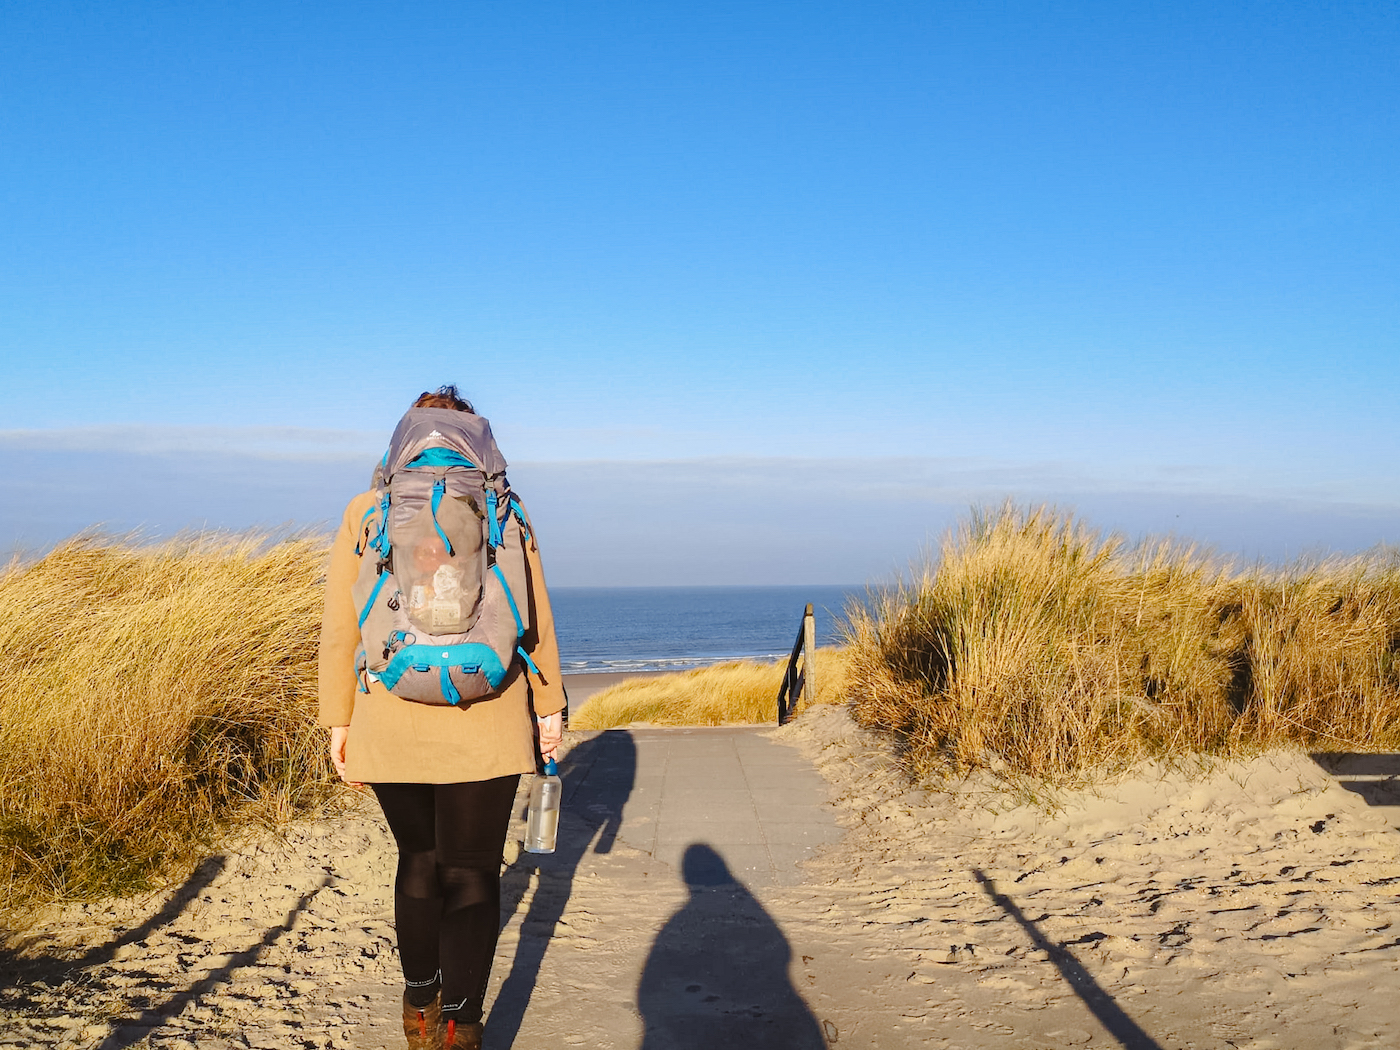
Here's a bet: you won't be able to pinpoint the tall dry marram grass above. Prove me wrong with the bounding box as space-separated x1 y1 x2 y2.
571 649 849 730
0 534 335 915
845 505 1400 785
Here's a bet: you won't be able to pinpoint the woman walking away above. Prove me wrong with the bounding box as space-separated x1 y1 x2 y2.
319 386 566 1050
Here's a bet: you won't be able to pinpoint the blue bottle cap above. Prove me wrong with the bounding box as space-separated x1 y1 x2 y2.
544 757 558 776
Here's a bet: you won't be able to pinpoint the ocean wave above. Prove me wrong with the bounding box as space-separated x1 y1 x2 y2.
560 653 788 675
550 584 856 678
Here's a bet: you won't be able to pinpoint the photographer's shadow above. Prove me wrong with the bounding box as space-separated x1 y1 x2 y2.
638 844 825 1050
489 729 637 1047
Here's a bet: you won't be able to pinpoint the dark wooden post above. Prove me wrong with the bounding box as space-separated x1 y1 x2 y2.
778 603 815 725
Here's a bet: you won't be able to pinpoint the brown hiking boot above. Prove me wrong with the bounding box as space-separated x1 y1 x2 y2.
402 992 443 1050
443 1017 484 1050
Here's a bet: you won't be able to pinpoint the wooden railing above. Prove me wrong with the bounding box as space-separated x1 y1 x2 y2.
777 603 816 725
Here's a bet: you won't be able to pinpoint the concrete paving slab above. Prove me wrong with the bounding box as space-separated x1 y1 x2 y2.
655 810 763 829
656 822 768 846
658 801 760 821
660 786 756 804
761 822 848 846
560 726 841 888
751 784 829 805
666 752 745 765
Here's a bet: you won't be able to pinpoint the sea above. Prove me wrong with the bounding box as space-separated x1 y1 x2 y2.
551 586 866 674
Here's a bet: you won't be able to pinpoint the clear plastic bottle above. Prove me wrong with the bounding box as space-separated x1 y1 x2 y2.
524 758 561 854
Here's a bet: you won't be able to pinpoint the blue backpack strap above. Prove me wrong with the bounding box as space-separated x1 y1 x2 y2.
490 564 524 638
517 646 541 676
508 495 531 540
439 665 463 705
486 489 503 548
430 479 455 555
354 503 377 556
368 492 391 555
357 570 388 629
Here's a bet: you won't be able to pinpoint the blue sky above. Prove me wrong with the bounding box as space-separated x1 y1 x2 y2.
2 1 1397 583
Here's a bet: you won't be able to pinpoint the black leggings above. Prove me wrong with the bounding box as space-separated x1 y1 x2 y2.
371 776 520 1023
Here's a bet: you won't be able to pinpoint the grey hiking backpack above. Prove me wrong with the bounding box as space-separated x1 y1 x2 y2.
350 408 535 706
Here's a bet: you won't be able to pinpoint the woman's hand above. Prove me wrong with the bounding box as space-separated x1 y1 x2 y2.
537 711 563 762
328 726 363 787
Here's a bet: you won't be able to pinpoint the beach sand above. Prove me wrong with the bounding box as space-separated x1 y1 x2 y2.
770 706 1400 1048
4 705 1400 1048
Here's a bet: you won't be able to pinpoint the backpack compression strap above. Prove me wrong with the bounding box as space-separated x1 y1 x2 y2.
429 479 454 555
486 489 503 548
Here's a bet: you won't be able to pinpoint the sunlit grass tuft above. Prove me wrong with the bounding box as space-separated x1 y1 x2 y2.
845 504 1400 784
570 649 849 729
0 533 336 917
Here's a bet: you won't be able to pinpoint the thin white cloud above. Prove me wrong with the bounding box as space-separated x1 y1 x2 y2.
507 458 1400 584
511 455 1400 509
9 427 1393 509
0 425 386 459
5 440 1398 579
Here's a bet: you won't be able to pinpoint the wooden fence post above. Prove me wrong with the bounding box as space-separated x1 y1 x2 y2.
802 602 816 707
778 602 817 725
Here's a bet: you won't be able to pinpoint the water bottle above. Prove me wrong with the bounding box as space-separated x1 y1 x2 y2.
525 758 561 854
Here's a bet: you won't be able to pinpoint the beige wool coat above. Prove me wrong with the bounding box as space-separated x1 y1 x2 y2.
318 490 567 784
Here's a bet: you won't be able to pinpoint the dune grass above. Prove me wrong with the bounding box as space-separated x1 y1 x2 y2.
570 649 849 729
0 533 336 917
8 505 1397 912
845 504 1400 784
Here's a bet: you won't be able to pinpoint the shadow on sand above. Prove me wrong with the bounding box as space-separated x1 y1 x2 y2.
1 855 228 1008
973 868 1164 1050
637 844 824 1050
5 855 229 982
1 856 331 1047
488 729 638 1048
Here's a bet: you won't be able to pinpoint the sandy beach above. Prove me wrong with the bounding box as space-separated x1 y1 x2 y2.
5 704 1400 1048
774 707 1400 1048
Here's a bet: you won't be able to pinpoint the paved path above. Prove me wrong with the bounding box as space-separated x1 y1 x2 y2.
564 726 845 887
356 726 847 1049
